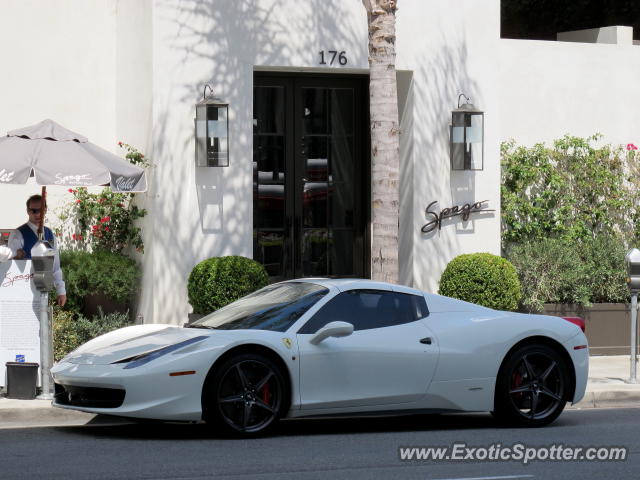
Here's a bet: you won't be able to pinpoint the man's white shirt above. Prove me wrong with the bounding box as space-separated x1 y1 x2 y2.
7 222 66 296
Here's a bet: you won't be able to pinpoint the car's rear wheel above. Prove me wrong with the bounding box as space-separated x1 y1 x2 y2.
203 353 286 436
493 344 569 427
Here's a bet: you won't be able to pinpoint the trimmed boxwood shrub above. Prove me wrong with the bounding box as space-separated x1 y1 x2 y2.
58 250 139 315
187 256 269 315
438 253 522 311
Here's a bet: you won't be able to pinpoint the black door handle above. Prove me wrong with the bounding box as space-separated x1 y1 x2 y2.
420 337 432 345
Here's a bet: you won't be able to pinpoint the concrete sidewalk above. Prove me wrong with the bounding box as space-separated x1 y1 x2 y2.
0 355 639 428
569 355 640 409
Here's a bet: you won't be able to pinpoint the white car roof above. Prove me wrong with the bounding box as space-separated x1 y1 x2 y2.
281 278 426 296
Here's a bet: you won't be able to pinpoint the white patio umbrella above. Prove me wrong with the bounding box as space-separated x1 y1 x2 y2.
0 118 147 192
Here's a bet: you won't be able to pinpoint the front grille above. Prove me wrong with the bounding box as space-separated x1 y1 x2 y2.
54 383 126 408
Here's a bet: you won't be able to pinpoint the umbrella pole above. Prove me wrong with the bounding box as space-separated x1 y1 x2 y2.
35 185 53 399
36 291 53 400
38 185 46 239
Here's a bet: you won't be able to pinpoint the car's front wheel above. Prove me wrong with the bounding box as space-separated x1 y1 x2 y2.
493 344 570 427
203 353 286 436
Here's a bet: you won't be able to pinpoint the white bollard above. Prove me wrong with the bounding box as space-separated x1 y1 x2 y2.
36 291 53 400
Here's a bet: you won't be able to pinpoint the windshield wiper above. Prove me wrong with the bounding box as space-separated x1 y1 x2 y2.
185 324 215 329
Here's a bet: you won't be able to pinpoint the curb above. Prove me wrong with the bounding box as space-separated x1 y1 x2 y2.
569 390 640 409
0 406 97 429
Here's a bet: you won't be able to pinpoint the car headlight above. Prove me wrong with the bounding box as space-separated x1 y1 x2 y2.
113 336 208 369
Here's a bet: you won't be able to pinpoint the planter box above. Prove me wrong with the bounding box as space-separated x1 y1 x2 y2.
543 303 634 356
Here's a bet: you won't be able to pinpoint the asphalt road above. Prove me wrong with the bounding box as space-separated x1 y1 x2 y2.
1 408 638 480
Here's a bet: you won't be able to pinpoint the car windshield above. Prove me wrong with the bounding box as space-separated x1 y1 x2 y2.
190 282 329 332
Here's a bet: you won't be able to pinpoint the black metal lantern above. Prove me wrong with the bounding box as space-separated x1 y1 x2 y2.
450 94 484 170
195 85 229 167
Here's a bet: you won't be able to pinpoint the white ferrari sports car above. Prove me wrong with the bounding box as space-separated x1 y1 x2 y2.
51 278 589 435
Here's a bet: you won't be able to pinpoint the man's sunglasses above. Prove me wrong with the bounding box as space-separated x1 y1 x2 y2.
28 208 43 214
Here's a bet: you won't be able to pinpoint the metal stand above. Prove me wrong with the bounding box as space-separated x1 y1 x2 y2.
630 293 638 384
36 291 53 400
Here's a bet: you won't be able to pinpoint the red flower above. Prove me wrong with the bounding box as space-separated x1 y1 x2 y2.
118 141 123 147
75 199 81 204
91 225 99 231
627 143 638 151
104 227 110 232
71 234 77 240
98 198 105 204
78 235 83 240
100 216 110 223
68 188 73 193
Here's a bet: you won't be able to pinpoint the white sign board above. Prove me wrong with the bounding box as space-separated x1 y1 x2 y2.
0 260 41 387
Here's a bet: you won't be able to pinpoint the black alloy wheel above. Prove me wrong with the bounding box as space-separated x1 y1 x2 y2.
493 344 570 427
204 353 286 436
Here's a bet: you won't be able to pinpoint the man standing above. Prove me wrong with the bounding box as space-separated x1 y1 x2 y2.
8 194 66 306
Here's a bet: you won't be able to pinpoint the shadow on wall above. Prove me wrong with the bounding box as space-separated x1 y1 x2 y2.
195 167 224 234
147 0 365 321
412 34 485 291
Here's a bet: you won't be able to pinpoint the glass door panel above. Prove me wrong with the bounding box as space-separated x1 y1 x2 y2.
299 86 356 277
253 85 289 280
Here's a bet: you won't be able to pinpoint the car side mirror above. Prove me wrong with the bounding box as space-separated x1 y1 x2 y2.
309 321 354 345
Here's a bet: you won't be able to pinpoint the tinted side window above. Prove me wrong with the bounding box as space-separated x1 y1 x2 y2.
413 295 429 319
298 290 426 334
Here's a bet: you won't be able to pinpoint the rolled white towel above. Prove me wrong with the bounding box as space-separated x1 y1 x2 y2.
0 245 13 262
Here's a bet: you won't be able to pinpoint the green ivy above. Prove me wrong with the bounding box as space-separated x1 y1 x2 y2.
438 253 522 311
501 135 640 247
187 256 269 315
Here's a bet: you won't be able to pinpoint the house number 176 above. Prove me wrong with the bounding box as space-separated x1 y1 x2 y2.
319 50 347 66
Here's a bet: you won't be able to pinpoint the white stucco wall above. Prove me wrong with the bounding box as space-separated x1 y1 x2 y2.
557 26 633 45
499 39 640 147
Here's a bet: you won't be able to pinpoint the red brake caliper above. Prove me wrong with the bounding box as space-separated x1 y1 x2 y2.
512 372 523 399
262 382 271 405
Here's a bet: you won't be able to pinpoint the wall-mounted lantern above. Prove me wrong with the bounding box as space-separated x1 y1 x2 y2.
450 93 484 170
195 85 229 167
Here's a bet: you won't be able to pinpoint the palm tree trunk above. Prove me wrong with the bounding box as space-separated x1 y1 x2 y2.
362 0 400 283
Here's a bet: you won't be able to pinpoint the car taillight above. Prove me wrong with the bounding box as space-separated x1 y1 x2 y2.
562 316 585 332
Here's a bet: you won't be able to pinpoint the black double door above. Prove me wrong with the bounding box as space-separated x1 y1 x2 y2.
253 73 370 281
